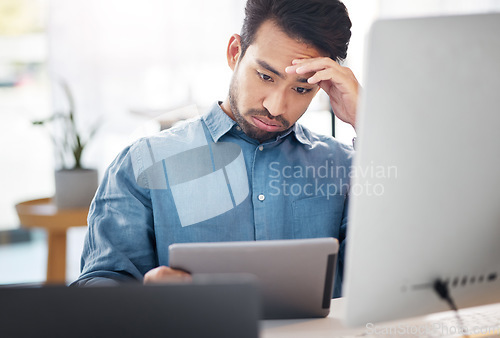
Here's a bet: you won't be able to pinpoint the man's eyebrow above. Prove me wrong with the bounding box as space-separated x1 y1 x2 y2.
257 59 284 79
256 59 310 84
296 76 309 84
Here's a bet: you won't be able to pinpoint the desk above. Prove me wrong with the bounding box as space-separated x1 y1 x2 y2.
15 198 89 284
261 298 359 337
261 298 500 337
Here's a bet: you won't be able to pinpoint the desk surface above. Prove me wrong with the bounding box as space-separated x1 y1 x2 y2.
261 298 500 337
261 298 358 338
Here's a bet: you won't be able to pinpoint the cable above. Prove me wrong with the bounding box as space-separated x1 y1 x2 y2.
433 279 470 338
433 279 458 311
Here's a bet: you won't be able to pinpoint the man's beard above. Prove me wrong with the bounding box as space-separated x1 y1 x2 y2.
228 75 289 143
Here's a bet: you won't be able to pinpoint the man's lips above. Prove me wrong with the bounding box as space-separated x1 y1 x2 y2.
252 116 283 132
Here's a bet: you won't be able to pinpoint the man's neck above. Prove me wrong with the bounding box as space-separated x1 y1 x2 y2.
219 100 235 121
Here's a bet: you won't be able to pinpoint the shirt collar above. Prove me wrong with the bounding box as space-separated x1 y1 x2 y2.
202 102 237 143
290 123 313 147
202 101 313 147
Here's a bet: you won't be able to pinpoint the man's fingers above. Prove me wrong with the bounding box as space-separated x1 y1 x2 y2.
307 68 334 85
285 58 332 75
290 57 343 73
143 266 192 284
286 58 351 85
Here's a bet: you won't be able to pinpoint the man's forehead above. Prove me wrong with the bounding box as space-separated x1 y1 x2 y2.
242 21 322 82
250 20 324 59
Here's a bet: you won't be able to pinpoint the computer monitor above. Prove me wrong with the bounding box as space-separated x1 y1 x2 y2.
343 13 500 326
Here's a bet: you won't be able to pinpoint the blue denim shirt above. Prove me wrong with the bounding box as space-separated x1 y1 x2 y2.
74 102 354 297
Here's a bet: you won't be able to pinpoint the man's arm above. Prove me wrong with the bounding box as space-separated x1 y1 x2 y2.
72 144 157 286
72 141 192 287
287 57 357 297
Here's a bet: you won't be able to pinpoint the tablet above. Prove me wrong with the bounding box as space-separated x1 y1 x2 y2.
169 237 339 319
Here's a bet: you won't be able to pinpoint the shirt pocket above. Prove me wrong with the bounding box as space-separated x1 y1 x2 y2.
292 194 346 239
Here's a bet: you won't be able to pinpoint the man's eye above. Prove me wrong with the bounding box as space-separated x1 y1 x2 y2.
258 72 273 82
295 87 312 94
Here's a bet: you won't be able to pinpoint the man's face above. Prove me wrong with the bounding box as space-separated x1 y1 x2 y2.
224 20 323 142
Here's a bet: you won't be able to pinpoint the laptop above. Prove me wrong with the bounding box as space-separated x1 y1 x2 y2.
0 275 260 338
169 237 339 319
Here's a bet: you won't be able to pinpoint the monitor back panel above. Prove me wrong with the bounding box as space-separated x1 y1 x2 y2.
344 13 500 326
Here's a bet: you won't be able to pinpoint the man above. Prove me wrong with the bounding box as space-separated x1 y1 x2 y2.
74 0 359 298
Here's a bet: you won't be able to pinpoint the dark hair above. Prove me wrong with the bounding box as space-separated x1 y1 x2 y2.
240 0 352 62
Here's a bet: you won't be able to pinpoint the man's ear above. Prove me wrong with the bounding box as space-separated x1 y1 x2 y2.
227 34 242 71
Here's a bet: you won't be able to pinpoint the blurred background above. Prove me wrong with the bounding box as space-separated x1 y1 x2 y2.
1 0 499 285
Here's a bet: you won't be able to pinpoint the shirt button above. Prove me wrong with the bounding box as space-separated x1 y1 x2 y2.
236 126 241 131
258 145 264 151
258 194 265 201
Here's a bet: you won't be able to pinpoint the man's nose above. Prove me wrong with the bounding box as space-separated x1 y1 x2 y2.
263 89 287 117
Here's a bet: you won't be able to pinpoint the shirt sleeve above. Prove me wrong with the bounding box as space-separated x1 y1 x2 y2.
72 144 156 286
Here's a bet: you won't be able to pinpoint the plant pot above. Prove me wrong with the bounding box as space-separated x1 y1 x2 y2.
54 168 98 209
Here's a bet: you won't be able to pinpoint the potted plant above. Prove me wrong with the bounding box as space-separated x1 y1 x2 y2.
33 80 100 209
